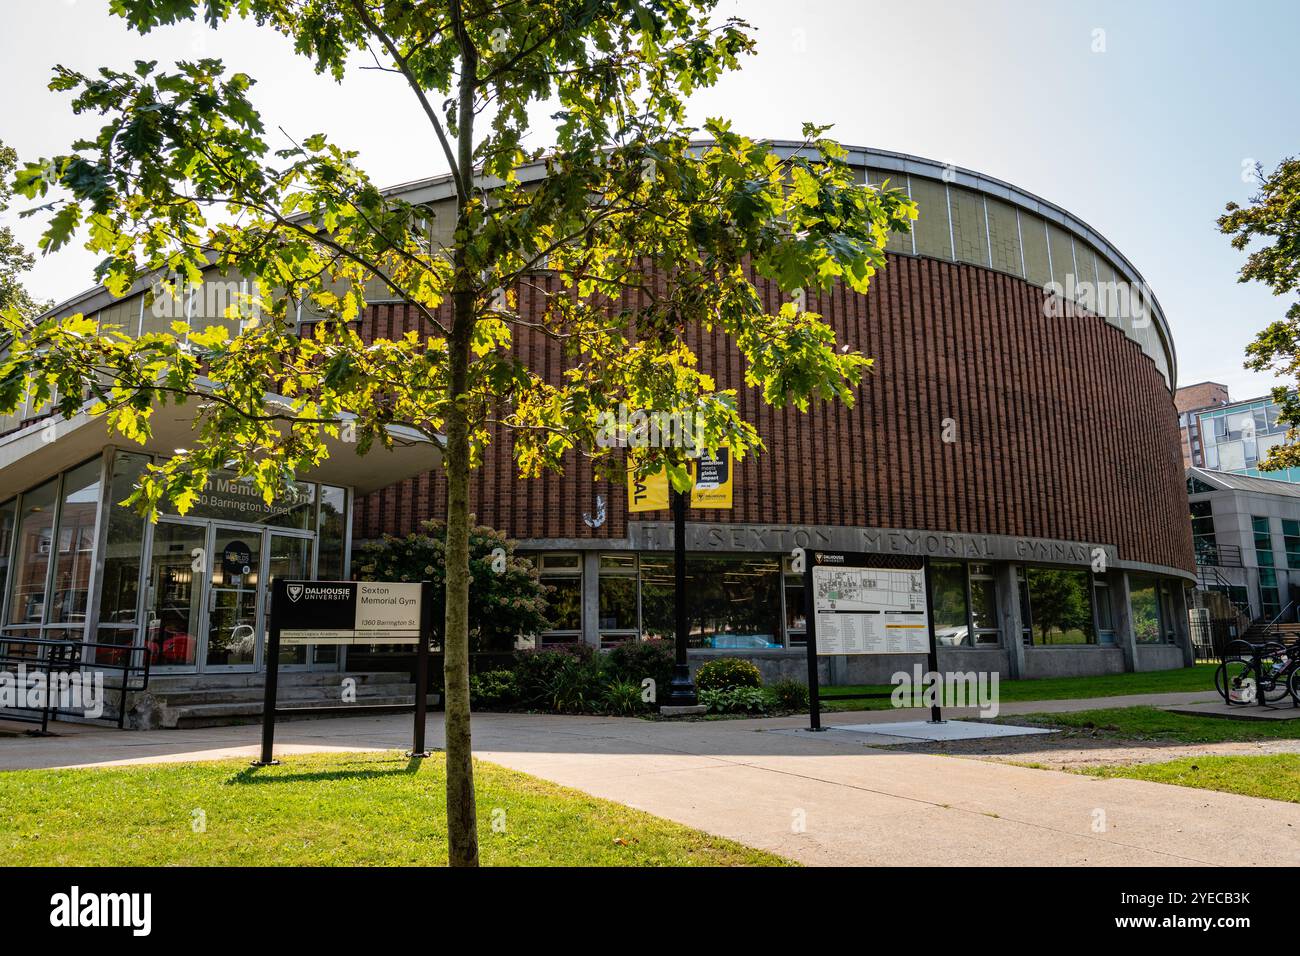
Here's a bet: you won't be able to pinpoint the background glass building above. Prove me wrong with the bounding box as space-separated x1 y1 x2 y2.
1197 395 1300 483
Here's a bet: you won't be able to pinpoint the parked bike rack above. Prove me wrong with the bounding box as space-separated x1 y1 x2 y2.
1218 638 1299 709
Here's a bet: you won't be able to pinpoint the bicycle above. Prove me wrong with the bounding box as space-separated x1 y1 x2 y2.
1215 639 1300 706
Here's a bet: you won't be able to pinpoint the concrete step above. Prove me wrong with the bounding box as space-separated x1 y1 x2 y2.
165 694 439 729
143 670 410 692
141 683 417 706
116 670 427 729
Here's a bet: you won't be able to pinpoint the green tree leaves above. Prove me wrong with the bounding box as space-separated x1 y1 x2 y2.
0 141 51 319
1222 157 1300 470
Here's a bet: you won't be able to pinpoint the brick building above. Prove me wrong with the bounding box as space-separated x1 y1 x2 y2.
353 145 1195 682
0 144 1196 721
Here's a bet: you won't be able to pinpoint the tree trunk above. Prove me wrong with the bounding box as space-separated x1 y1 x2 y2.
441 1 481 869
442 327 478 867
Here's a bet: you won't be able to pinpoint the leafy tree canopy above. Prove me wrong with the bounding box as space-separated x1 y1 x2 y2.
0 141 50 320
1 0 915 510
1221 156 1300 469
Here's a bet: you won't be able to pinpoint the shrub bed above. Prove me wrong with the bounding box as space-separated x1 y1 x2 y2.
467 644 811 718
469 639 676 716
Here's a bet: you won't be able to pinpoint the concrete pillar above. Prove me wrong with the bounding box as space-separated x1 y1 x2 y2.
995 563 1025 679
1171 581 1195 667
1113 571 1138 672
581 550 601 647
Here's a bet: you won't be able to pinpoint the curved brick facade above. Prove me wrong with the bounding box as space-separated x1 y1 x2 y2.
354 252 1194 576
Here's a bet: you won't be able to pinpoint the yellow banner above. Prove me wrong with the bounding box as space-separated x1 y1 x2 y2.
626 448 733 512
689 447 733 510
627 464 669 513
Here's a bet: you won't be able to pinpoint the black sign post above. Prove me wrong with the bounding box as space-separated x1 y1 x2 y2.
804 551 941 732
922 555 944 725
666 486 698 707
253 579 425 767
408 580 434 758
255 578 287 766
805 575 824 730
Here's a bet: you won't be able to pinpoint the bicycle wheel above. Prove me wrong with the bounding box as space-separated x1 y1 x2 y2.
1259 649 1292 703
1288 665 1300 706
1216 657 1257 705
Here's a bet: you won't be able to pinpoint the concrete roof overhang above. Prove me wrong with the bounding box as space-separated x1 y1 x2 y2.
0 386 440 499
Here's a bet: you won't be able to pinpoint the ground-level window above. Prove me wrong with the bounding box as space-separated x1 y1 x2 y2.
783 556 806 648
0 499 14 623
1285 519 1300 569
1017 567 1033 646
1024 568 1095 645
930 561 969 646
97 451 150 658
968 563 1000 646
537 553 582 646
1093 574 1116 643
7 477 58 630
1253 516 1281 619
639 554 783 650
598 553 638 648
49 459 100 627
929 562 1000 648
1128 574 1164 644
1159 581 1182 645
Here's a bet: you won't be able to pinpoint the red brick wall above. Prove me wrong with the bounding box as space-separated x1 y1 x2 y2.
353 254 1195 574
1174 382 1228 414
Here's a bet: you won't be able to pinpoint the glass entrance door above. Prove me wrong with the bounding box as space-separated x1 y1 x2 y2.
265 532 312 668
141 518 337 674
145 521 206 668
206 526 261 669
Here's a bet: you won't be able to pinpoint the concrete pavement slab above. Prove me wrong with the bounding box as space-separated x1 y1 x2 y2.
827 719 1056 741
2 689 1294 867
1163 701 1300 720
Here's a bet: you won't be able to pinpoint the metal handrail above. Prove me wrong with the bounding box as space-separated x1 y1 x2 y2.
1194 566 1253 622
1268 601 1295 629
0 636 151 732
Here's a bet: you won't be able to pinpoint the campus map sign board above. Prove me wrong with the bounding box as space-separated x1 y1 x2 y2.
277 581 423 645
803 551 941 730
810 557 929 654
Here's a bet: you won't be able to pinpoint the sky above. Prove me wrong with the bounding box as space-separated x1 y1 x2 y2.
1 0 1297 400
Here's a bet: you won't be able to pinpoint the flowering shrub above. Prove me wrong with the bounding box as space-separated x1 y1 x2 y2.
695 657 763 692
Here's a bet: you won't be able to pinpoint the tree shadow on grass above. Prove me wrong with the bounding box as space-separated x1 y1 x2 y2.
225 755 428 786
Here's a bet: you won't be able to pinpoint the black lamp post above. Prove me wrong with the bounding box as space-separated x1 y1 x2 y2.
666 485 698 706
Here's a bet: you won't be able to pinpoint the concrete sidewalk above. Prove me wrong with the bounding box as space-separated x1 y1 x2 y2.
4 689 1296 866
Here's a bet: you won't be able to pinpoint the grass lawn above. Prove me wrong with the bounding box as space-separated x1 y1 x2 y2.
1083 754 1300 804
1010 705 1300 744
819 663 1219 712
0 751 790 867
